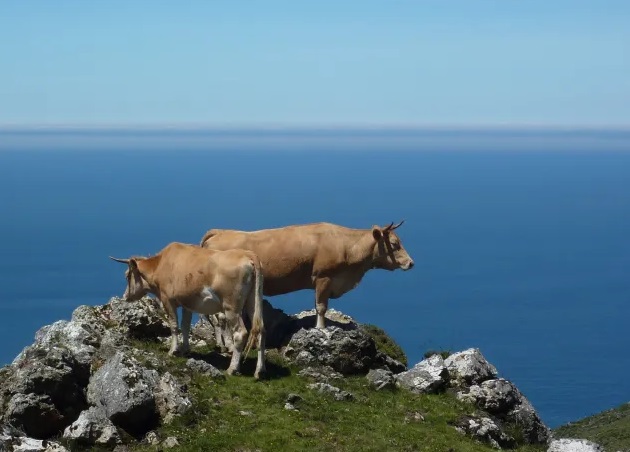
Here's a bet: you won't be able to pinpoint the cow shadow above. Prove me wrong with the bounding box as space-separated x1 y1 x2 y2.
187 350 290 380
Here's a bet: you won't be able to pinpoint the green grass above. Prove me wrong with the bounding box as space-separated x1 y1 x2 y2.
124 341 544 452
554 402 630 451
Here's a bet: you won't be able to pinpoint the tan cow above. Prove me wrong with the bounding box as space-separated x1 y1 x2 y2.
109 242 266 379
199 221 414 329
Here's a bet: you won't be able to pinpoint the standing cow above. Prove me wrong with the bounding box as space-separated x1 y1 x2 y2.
109 242 266 379
199 221 414 329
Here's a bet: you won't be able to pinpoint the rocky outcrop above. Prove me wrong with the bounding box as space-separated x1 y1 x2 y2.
445 348 498 386
62 406 122 446
395 354 449 394
0 295 556 451
366 368 395 391
0 424 68 451
282 326 378 374
453 415 515 449
457 378 550 444
547 438 603 452
0 296 187 445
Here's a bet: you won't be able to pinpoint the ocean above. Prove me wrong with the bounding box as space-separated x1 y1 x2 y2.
1 128 629 429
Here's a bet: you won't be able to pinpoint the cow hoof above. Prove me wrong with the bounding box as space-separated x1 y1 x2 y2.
226 368 241 377
254 370 266 380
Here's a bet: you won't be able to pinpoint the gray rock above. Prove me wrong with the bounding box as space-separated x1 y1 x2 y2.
547 438 604 452
62 406 121 446
162 436 180 448
144 431 160 445
0 426 69 451
186 358 225 379
457 378 550 445
87 350 159 435
444 348 498 386
374 351 407 374
1 345 87 439
284 393 303 411
395 355 449 394
458 379 520 413
453 415 515 449
154 372 192 423
296 366 343 383
18 319 100 376
105 296 170 340
307 383 354 401
283 326 377 374
366 368 395 391
4 393 64 440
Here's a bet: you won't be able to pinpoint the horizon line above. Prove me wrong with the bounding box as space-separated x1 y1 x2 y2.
2 121 630 132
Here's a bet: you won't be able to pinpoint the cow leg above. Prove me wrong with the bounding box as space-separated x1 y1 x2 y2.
180 308 193 355
315 278 332 329
225 308 248 376
164 299 181 356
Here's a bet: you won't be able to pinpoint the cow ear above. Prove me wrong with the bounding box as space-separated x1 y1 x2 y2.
372 226 383 241
129 258 138 270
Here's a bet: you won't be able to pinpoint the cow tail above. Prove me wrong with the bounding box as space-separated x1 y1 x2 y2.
243 258 265 360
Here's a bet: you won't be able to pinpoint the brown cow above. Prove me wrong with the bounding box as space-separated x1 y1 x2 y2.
109 242 266 379
199 221 414 329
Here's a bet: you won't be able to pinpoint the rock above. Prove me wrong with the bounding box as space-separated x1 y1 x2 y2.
296 366 343 383
3 393 64 440
2 343 88 439
404 411 425 423
190 316 219 347
186 358 225 379
366 368 395 391
17 319 100 378
458 378 520 413
0 434 68 451
283 326 377 374
395 355 449 394
547 438 604 452
444 348 498 387
154 372 192 423
307 383 354 401
144 431 160 446
162 436 180 448
373 352 407 374
104 296 170 340
62 406 121 446
87 350 160 436
457 378 550 445
284 393 303 411
453 415 515 449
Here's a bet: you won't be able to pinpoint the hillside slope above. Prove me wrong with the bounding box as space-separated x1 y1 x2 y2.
553 402 630 452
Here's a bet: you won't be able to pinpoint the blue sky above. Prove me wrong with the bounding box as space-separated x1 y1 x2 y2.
1 0 628 127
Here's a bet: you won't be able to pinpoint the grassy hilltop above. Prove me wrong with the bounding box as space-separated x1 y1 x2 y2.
121 341 545 452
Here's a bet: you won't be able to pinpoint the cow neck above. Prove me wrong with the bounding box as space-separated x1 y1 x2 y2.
347 230 378 270
136 255 162 290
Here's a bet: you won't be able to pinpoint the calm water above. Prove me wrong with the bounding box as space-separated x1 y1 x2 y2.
1 129 629 428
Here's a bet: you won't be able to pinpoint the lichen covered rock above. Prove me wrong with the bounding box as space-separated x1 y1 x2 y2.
395 354 449 394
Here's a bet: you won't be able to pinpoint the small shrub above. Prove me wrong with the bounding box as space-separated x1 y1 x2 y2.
424 349 452 360
361 324 407 366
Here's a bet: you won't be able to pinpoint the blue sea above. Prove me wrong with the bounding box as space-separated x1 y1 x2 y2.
1 128 629 429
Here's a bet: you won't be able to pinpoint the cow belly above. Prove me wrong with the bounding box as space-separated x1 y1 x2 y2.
185 286 223 315
263 275 314 296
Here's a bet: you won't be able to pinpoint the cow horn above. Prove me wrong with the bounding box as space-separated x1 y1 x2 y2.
109 256 129 264
383 221 395 231
392 220 405 230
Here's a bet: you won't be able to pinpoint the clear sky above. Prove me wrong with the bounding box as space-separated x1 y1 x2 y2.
1 0 628 127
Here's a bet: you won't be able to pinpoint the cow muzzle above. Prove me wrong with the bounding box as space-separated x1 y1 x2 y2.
402 260 414 270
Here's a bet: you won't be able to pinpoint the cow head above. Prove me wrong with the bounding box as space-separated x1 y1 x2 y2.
371 220 414 271
109 256 151 301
